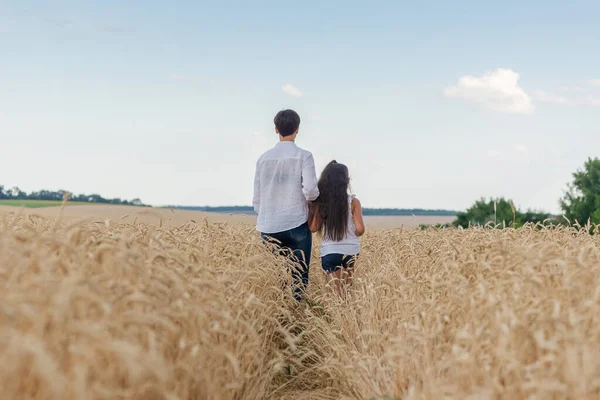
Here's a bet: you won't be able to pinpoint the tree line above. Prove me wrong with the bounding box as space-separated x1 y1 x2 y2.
0 185 146 206
5 156 599 225
431 157 600 229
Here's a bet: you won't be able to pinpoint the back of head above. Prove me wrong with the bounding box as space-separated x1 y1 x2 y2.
274 109 301 137
315 160 350 241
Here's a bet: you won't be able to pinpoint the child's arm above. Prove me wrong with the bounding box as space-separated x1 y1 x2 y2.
308 202 322 233
351 197 365 236
302 154 319 201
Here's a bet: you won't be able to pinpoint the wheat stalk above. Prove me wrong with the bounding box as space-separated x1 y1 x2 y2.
1 213 599 399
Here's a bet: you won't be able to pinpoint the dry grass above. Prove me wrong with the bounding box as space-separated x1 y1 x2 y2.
2 210 600 399
0 204 457 230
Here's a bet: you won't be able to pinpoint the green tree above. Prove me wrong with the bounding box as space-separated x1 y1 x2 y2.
453 197 516 228
453 197 551 228
1 184 147 206
560 157 600 225
8 186 26 199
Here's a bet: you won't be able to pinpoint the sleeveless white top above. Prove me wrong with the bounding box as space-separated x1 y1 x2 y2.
320 194 361 257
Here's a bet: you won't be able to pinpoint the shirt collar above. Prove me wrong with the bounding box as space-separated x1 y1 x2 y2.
276 141 297 147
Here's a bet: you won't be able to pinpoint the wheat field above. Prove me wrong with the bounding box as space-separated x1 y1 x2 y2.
0 204 458 230
1 209 600 399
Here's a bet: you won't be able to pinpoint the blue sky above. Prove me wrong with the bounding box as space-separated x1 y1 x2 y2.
1 1 599 213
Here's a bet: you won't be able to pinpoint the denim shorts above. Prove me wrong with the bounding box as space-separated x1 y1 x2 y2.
321 253 359 274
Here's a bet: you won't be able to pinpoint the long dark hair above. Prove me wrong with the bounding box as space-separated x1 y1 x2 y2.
311 160 350 241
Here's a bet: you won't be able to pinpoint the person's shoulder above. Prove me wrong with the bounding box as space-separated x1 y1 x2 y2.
351 196 362 207
295 145 314 159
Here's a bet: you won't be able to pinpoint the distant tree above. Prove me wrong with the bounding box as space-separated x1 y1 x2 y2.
28 189 64 201
86 194 107 203
8 186 26 199
0 184 146 206
560 157 600 225
453 197 551 228
520 210 553 224
453 198 515 228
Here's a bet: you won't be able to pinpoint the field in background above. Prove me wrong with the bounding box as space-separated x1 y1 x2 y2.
0 199 91 208
0 204 457 230
1 211 599 399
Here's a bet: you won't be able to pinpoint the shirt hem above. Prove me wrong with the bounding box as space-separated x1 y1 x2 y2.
320 247 361 257
256 220 308 235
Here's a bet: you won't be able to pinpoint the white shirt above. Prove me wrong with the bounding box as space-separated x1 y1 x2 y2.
253 141 319 234
320 194 361 257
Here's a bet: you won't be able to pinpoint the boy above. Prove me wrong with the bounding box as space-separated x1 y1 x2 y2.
253 109 319 301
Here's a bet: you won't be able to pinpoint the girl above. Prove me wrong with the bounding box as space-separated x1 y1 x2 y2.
308 160 365 298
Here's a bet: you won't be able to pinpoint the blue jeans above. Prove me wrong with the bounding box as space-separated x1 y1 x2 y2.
261 222 312 301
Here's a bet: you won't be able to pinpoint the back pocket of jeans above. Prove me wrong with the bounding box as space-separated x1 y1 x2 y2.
290 225 308 242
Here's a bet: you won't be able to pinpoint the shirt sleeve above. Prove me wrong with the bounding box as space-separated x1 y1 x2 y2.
302 153 319 201
252 159 261 214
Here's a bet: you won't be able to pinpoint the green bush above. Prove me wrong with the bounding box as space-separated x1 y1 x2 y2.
453 197 551 229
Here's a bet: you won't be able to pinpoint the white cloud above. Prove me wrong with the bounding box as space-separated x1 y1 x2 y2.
532 90 575 105
444 68 534 114
588 79 600 87
282 84 302 97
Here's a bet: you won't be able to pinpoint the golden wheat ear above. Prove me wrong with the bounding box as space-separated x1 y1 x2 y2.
1 204 593 399
510 200 516 226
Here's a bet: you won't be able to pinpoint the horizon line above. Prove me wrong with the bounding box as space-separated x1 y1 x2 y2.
164 204 460 211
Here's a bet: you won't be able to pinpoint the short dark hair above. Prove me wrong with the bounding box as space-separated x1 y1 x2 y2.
274 109 301 137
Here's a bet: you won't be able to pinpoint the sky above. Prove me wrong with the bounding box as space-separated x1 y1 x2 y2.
1 0 599 213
